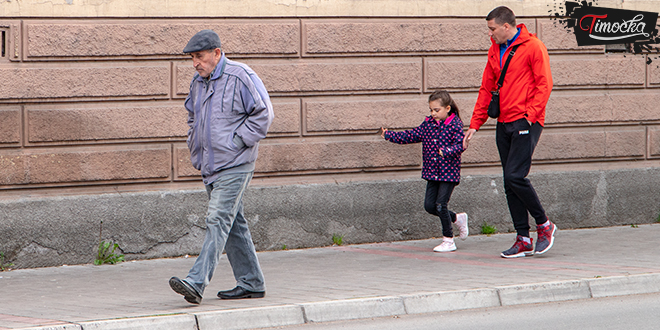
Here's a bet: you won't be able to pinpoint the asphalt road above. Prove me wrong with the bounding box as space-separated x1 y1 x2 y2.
262 292 660 330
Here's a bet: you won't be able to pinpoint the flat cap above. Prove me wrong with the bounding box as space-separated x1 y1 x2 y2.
183 29 222 53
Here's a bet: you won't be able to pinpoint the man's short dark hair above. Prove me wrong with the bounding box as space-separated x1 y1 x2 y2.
486 6 516 27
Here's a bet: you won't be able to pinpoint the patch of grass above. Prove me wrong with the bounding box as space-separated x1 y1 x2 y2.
94 241 125 265
94 220 124 266
0 252 14 272
281 244 288 250
631 224 639 228
481 222 497 235
657 213 660 223
332 234 344 246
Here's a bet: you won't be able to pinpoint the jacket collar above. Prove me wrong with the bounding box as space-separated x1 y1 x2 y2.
491 23 532 47
425 113 456 126
504 27 521 49
443 113 456 126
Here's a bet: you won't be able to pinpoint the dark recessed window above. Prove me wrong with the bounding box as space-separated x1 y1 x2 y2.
605 43 631 53
1 30 5 58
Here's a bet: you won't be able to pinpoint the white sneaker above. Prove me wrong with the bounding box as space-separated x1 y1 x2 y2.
433 237 456 252
455 213 469 240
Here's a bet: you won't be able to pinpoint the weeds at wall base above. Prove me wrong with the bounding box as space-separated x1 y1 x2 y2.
0 252 14 272
94 241 125 266
481 222 497 236
332 234 344 246
94 220 125 266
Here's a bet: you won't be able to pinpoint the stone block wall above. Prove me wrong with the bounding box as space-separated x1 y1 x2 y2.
1 17 657 190
1 0 659 268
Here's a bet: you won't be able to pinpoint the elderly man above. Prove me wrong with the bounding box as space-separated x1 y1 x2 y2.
169 29 274 304
463 6 556 258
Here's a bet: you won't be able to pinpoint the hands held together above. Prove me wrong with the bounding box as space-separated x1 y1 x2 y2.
463 128 476 150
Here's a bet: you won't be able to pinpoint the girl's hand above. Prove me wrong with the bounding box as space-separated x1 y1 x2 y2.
380 127 388 138
439 148 444 157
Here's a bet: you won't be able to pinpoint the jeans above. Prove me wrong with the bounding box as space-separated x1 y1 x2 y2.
424 180 458 238
184 171 265 295
496 118 547 237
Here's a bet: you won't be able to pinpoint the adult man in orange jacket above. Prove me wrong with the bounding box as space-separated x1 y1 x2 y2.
463 6 557 258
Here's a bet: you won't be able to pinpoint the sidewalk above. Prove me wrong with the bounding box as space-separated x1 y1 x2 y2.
1 224 659 330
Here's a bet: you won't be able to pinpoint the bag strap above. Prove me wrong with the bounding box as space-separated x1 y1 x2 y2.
496 44 521 89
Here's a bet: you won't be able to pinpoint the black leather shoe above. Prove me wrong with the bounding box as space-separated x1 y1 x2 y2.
217 286 265 299
169 277 202 304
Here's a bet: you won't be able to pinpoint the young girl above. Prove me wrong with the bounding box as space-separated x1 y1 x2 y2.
381 90 468 252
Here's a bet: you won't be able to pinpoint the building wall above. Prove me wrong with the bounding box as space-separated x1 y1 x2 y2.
1 0 659 268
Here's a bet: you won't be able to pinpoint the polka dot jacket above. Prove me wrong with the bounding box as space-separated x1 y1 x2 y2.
384 113 465 183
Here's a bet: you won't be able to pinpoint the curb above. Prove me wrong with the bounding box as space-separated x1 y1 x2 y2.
587 274 660 298
496 279 592 306
79 314 196 330
195 305 304 330
301 296 405 323
20 325 82 330
401 288 500 314
24 273 660 330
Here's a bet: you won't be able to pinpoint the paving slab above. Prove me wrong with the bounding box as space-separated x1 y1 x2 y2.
1 224 659 329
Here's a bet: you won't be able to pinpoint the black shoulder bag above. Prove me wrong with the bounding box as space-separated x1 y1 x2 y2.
487 44 520 119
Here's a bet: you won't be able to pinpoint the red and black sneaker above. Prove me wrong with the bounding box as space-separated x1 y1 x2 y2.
535 221 557 255
501 235 534 258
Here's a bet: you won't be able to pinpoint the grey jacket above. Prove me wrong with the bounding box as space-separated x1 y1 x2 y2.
185 54 274 184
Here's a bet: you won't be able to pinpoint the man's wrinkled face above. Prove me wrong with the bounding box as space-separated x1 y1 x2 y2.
191 48 221 78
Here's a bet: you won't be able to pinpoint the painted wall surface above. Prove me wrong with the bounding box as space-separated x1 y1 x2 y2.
1 12 659 192
1 0 659 268
1 0 659 17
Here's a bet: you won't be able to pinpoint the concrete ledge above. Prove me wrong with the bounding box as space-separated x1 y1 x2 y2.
402 288 500 314
301 296 406 323
194 305 305 330
496 280 592 306
3 167 660 269
587 273 660 298
77 314 196 330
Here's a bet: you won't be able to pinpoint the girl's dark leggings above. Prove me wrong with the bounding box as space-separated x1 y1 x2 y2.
424 180 457 238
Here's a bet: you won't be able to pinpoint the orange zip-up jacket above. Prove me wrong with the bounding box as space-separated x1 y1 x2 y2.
469 24 553 130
